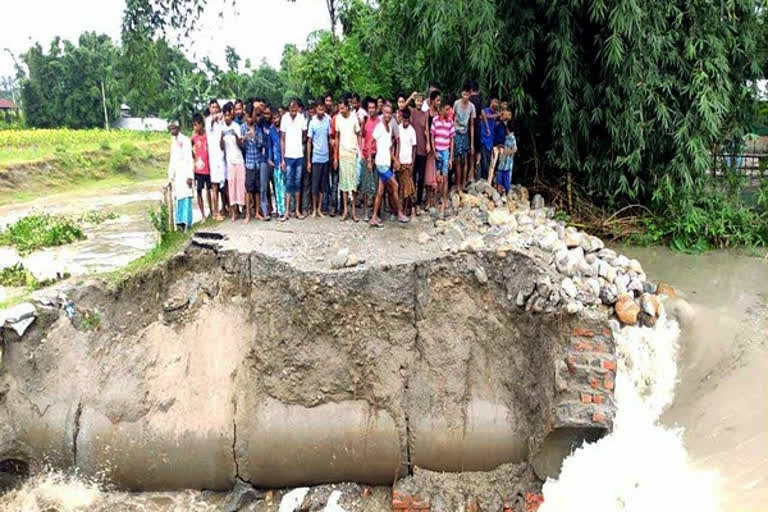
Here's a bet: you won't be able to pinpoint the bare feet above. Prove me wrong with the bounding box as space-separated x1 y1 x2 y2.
318 210 325 218
244 215 251 223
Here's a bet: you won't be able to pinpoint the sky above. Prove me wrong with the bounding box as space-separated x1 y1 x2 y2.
0 0 330 79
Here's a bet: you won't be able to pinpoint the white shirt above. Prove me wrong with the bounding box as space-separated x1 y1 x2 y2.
221 122 243 166
335 112 360 154
205 116 227 182
398 124 417 165
280 112 306 159
168 133 194 199
372 121 393 167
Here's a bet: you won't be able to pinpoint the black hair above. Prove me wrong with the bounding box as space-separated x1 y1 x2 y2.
297 99 304 109
289 98 300 108
208 98 220 107
429 81 441 90
316 100 326 109
193 113 204 125
401 109 411 120
470 80 479 92
223 101 234 114
462 82 471 93
324 92 333 101
489 92 499 102
234 98 244 107
376 95 385 103
397 92 407 101
203 107 210 117
429 90 441 102
245 103 254 117
506 119 516 132
340 96 350 108
254 97 264 103
363 96 375 109
352 92 360 102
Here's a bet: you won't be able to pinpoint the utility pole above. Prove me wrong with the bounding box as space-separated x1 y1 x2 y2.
101 80 109 130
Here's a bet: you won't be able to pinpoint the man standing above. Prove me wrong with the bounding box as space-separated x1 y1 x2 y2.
324 93 338 216
410 93 429 215
268 108 286 218
206 99 228 220
334 97 360 222
191 113 212 220
280 99 307 221
421 81 441 112
359 97 380 221
453 83 476 192
369 105 409 227
307 100 332 218
168 121 195 231
479 95 500 180
469 81 483 182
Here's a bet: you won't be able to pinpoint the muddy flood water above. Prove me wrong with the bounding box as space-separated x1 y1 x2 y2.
0 182 766 511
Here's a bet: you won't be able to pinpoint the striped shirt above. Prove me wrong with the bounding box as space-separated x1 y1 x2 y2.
430 116 456 152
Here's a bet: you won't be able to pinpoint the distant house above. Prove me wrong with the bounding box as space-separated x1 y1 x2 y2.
111 103 168 131
0 99 17 112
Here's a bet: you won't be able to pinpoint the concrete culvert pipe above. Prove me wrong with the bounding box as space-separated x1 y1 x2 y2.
0 229 616 491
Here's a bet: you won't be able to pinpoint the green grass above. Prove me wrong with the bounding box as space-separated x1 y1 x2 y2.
0 128 167 165
0 214 86 254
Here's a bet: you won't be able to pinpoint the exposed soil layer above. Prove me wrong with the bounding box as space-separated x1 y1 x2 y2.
0 217 617 498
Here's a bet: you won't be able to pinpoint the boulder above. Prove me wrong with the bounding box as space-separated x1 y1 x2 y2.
656 282 676 297
615 294 640 325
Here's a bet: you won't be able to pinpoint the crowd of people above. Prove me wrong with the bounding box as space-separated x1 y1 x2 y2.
167 81 518 230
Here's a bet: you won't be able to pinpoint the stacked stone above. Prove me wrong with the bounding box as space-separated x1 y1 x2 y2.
445 183 673 327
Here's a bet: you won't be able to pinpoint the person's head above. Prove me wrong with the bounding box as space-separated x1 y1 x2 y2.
364 96 377 117
428 81 440 93
440 103 450 119
307 102 316 117
414 92 424 110
401 108 411 128
169 120 180 137
192 113 204 134
223 102 234 123
351 93 360 109
376 96 385 111
501 107 512 122
500 100 509 111
289 99 299 117
234 99 244 118
470 80 480 93
461 83 471 102
430 90 441 109
208 99 221 116
324 93 333 111
316 99 326 118
506 119 515 133
339 97 350 116
278 106 286 118
489 95 500 111
382 104 392 124
263 106 272 124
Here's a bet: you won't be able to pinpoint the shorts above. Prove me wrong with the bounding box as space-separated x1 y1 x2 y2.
436 149 450 176
245 167 260 193
195 173 211 192
311 162 330 195
376 165 394 185
285 157 304 194
496 169 511 193
455 132 469 156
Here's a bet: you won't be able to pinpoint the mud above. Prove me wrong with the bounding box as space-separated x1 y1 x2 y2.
0 214 616 501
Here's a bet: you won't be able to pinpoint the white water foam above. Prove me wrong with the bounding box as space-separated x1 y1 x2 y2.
540 315 719 512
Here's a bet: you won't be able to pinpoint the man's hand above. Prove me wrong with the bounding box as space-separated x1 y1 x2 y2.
426 142 431 153
306 161 311 173
281 159 286 171
334 157 339 169
268 159 274 168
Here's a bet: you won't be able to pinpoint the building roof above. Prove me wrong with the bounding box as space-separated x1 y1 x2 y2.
0 99 17 110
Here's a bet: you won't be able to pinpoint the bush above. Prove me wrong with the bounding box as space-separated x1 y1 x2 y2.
0 214 86 254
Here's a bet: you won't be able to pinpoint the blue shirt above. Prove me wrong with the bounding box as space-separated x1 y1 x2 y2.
269 124 281 164
307 115 331 164
493 118 507 147
499 133 516 172
480 107 495 151
240 122 267 168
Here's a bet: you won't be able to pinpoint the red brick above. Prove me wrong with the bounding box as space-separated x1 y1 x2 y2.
602 359 617 372
393 493 430 511
573 327 595 337
604 378 615 390
589 377 600 389
593 393 605 404
602 328 611 336
580 393 592 403
592 412 608 424
573 340 593 352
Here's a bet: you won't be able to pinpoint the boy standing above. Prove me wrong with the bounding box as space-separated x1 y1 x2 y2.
191 113 212 220
241 106 267 222
334 97 360 222
410 93 429 215
496 120 517 195
369 104 409 227
220 102 245 221
431 103 455 217
307 100 332 218
268 109 286 218
168 121 195 230
359 98 380 221
453 83 476 192
395 109 417 217
280 99 307 221
206 99 228 220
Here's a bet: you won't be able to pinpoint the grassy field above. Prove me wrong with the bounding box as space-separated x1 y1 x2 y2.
0 128 167 165
0 128 169 205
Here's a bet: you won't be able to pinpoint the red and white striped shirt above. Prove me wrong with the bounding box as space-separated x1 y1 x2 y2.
431 116 455 152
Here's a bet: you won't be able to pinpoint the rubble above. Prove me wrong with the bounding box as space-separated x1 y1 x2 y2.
445 182 666 326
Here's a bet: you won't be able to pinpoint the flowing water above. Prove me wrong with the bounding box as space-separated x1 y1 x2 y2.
1 183 766 511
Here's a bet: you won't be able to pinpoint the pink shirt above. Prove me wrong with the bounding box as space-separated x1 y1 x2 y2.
431 116 456 152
